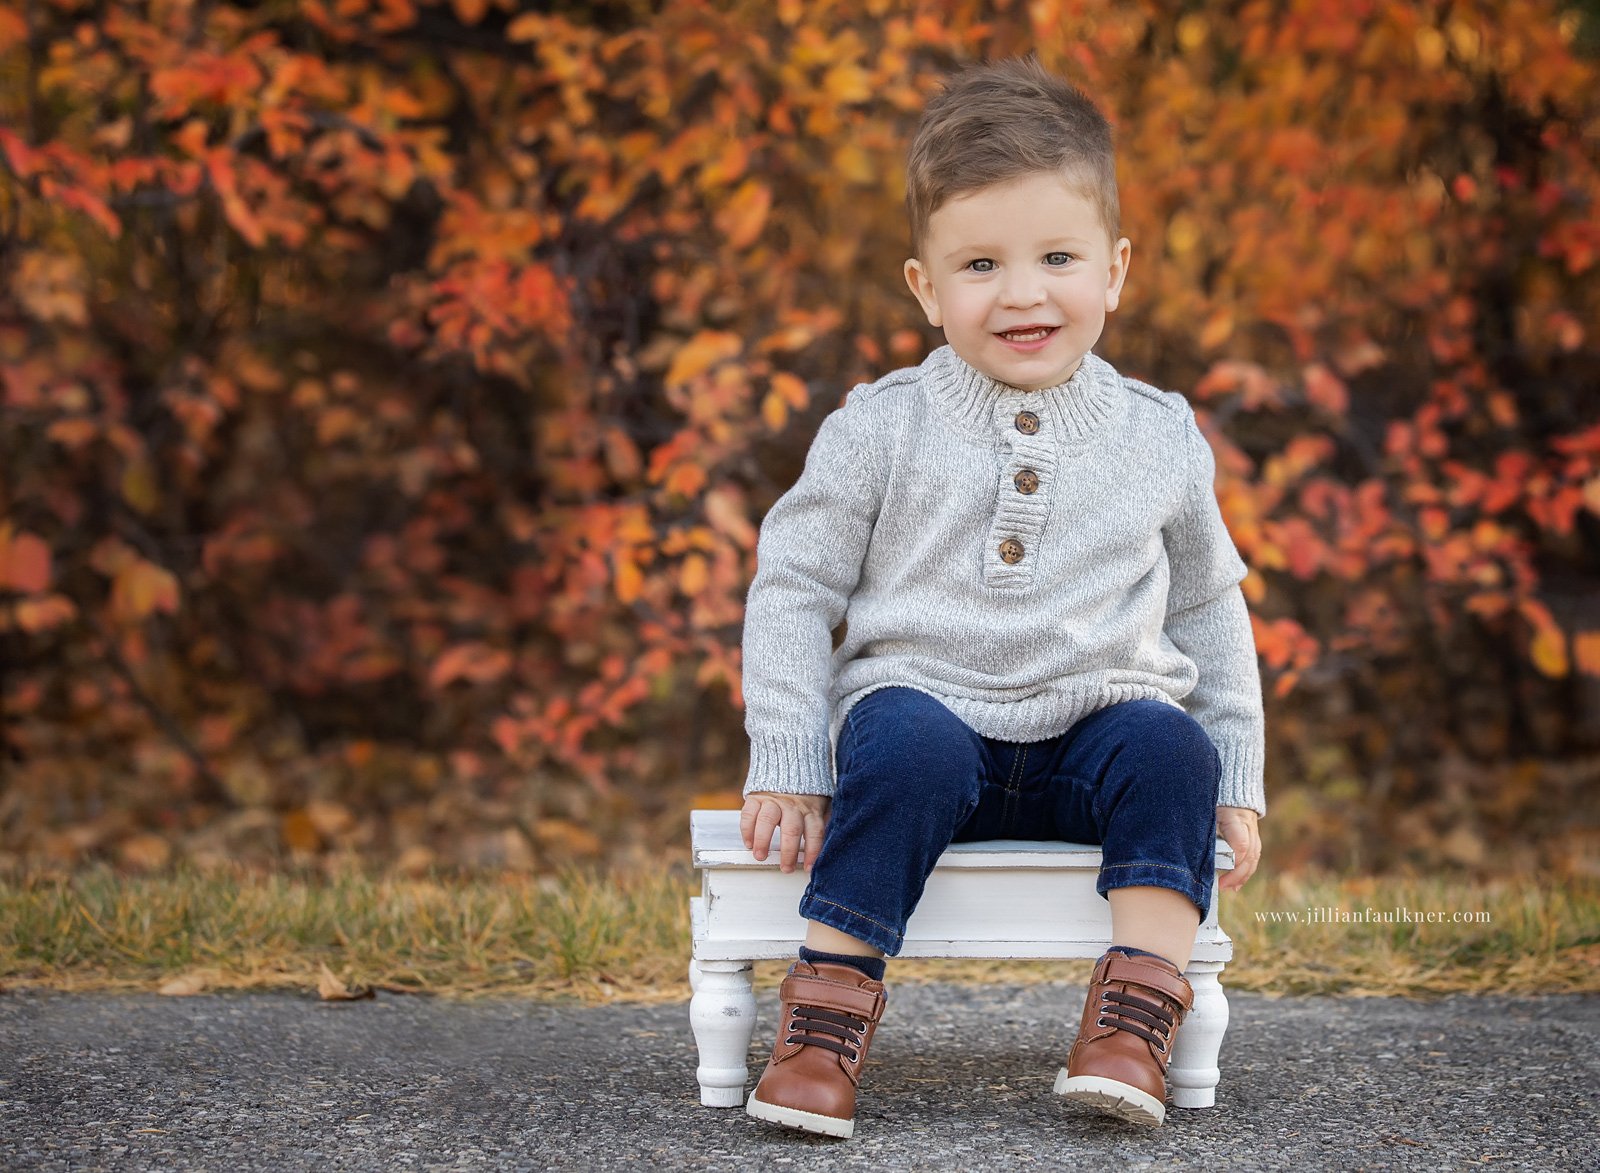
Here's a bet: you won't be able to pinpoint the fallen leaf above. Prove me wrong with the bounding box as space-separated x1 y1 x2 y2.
318 964 374 1002
159 972 208 996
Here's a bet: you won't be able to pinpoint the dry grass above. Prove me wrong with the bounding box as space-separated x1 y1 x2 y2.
2 865 1595 1003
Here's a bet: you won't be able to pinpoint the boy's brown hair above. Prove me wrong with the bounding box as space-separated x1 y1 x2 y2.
905 56 1120 256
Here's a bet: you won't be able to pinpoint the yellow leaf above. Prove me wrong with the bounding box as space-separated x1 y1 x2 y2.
823 62 872 104
1530 622 1569 678
770 371 809 409
761 390 789 431
117 833 172 872
121 457 161 515
833 143 874 185
14 250 88 325
111 559 180 621
665 331 742 390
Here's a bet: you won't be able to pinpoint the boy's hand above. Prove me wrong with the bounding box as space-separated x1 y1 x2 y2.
740 791 831 873
1216 806 1261 891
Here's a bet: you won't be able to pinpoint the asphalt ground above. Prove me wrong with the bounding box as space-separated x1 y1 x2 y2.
1 982 1594 1171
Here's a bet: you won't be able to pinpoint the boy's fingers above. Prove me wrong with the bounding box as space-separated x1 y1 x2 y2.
750 804 782 861
779 816 803 872
801 808 827 870
1222 825 1261 888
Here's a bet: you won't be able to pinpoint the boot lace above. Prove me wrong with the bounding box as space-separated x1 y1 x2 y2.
786 1005 868 1062
1095 987 1178 1053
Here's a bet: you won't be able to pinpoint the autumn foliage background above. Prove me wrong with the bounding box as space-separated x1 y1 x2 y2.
2 0 1599 881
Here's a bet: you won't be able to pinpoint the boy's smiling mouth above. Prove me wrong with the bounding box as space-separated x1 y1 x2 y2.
995 325 1059 347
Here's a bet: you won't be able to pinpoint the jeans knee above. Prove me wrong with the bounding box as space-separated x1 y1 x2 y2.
837 687 982 808
1099 701 1220 803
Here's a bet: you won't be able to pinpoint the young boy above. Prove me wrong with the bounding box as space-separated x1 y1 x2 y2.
736 56 1264 1138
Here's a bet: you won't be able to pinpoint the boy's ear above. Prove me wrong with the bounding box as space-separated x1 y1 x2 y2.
903 257 942 328
1104 236 1132 313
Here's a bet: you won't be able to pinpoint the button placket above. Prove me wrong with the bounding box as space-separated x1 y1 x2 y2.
987 398 1055 586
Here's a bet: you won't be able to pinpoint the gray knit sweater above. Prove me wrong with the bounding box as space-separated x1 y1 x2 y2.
739 345 1266 815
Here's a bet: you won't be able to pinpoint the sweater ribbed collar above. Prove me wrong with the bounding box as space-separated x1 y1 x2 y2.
925 345 1123 443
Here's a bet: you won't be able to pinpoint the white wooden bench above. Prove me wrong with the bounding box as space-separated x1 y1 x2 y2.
687 809 1234 1111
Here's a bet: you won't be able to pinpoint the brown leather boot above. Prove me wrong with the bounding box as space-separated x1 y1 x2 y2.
1053 949 1193 1126
744 960 888 1139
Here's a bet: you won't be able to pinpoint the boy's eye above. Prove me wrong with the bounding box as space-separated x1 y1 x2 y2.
966 258 996 273
1045 252 1075 266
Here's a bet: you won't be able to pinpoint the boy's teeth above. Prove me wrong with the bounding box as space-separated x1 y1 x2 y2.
1002 328 1050 341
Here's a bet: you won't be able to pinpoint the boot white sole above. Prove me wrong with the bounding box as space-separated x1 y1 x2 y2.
1053 1070 1166 1126
745 1091 855 1139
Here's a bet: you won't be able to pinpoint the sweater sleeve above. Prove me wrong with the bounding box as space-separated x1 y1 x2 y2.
740 397 883 797
1162 415 1267 816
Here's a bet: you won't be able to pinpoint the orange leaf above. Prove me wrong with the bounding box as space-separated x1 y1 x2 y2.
602 426 642 481
0 527 51 593
15 594 77 632
429 643 512 689
716 179 772 250
1573 632 1600 677
665 462 708 498
679 553 709 595
614 551 643 603
1198 309 1234 351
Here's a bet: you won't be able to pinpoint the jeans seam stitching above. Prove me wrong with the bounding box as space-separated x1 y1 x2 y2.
1100 861 1197 874
1004 745 1026 829
804 896 904 944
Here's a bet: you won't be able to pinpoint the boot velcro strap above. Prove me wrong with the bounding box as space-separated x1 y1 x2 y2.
778 973 886 1023
1099 956 1194 1016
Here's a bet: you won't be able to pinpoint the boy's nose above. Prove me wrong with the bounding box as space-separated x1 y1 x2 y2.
998 274 1046 308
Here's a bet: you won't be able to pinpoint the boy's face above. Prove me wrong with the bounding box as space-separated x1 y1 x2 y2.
903 172 1130 391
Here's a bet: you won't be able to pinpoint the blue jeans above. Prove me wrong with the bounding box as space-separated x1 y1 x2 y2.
798 687 1221 956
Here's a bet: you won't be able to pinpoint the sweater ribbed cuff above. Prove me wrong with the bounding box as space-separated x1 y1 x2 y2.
1215 739 1266 816
743 730 836 798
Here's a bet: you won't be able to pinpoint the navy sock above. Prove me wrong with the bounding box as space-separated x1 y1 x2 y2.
1106 945 1177 968
798 945 886 983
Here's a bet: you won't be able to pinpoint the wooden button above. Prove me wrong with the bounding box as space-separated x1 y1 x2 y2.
1015 411 1040 435
998 538 1025 564
1014 469 1040 494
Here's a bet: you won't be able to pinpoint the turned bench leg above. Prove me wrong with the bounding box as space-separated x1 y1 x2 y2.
689 958 758 1107
1169 960 1228 1109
